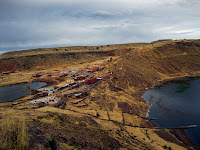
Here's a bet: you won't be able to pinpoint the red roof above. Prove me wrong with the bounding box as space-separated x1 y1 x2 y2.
88 65 101 70
108 52 115 56
86 78 100 84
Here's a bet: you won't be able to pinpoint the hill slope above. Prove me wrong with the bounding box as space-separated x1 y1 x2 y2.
1 40 200 149
110 39 200 92
0 43 149 73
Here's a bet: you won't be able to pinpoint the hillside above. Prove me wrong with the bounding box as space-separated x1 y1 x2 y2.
0 40 200 149
110 39 200 91
0 43 149 74
0 43 149 59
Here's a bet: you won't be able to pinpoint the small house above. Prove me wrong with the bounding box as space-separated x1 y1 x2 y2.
59 84 69 90
73 93 83 98
59 73 68 77
33 74 42 77
71 84 79 89
87 65 101 71
64 93 73 98
37 87 54 92
86 70 93 72
37 92 48 97
96 77 103 80
67 79 75 83
86 78 101 84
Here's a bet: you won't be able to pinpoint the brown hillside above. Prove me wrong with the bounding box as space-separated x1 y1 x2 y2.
0 43 149 73
110 39 200 92
0 40 199 150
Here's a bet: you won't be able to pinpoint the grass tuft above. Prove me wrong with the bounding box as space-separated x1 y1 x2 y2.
0 117 29 150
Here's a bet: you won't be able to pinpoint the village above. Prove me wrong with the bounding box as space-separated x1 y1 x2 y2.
28 61 111 109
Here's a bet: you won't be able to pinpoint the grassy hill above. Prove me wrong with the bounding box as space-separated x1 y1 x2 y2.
0 39 200 149
110 39 200 91
0 43 149 73
0 43 149 58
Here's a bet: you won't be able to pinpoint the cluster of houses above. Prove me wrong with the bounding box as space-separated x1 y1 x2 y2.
29 64 105 107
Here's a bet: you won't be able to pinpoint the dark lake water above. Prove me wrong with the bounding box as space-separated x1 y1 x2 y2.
0 82 47 103
143 78 200 147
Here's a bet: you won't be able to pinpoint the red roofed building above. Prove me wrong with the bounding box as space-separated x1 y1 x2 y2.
87 65 101 71
108 52 115 56
86 78 100 84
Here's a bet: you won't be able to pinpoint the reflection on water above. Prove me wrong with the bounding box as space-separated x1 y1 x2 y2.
0 82 47 102
143 78 200 146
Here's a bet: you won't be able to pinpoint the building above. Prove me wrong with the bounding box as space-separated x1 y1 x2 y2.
86 78 101 84
33 74 42 77
37 87 54 92
67 79 75 83
87 65 102 71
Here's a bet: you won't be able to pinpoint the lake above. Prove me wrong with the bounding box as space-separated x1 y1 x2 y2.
0 82 47 103
143 78 200 147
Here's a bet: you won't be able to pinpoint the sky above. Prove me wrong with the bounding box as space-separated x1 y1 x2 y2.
0 0 200 53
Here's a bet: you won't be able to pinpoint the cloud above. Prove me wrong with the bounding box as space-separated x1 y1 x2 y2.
0 0 199 52
92 10 115 17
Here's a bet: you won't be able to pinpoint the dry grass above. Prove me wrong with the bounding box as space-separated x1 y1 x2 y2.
110 39 200 92
125 126 188 150
0 40 199 149
0 117 29 150
0 43 149 59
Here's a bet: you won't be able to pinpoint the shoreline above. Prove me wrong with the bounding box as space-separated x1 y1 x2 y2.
0 80 54 104
141 74 200 148
0 79 55 88
141 74 200 118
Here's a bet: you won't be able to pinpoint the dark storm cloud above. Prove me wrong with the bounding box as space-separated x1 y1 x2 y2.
0 0 199 52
